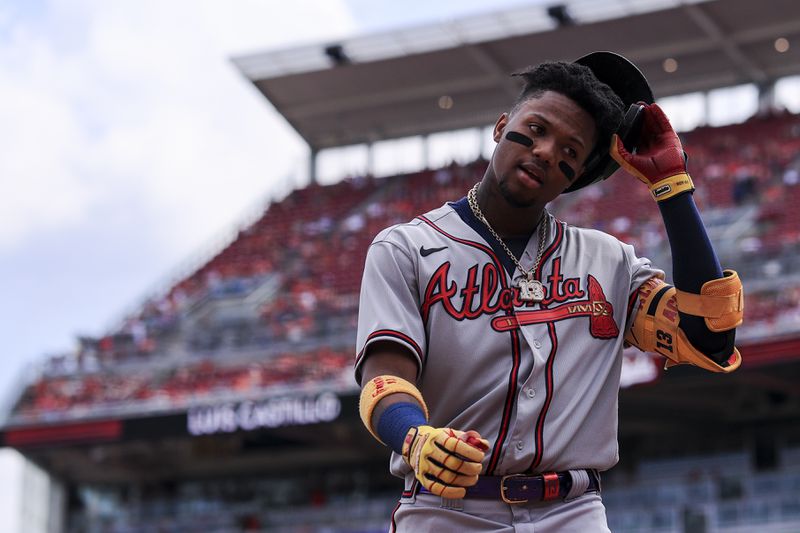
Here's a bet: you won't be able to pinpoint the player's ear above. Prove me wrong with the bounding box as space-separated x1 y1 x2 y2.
492 113 509 143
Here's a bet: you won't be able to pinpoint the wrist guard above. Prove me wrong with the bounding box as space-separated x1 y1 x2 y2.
359 375 428 443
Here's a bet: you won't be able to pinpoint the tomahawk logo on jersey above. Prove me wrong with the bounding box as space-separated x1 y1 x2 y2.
420 256 619 338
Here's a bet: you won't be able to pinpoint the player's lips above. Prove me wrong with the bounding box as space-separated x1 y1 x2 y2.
517 162 546 185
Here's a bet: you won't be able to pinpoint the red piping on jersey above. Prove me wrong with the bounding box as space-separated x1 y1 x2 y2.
529 320 559 471
489 323 524 474
416 215 506 278
389 500 401 532
416 214 521 475
355 329 424 368
528 220 565 472
534 219 566 281
393 480 418 529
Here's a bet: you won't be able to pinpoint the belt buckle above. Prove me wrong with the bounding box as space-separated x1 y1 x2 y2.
500 474 528 504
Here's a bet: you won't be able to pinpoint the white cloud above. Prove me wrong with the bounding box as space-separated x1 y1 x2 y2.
0 0 356 256
0 21 94 248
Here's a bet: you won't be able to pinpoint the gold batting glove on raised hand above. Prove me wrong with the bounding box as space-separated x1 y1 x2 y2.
401 425 489 499
610 103 695 202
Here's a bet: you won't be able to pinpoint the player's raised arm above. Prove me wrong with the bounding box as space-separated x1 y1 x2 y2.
611 103 743 372
359 344 489 500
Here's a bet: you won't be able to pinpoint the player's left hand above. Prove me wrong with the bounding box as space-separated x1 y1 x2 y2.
610 103 691 195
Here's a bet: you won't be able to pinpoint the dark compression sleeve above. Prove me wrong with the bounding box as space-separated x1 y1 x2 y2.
657 192 734 363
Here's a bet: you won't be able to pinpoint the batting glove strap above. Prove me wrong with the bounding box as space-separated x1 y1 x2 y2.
674 269 744 332
648 172 695 202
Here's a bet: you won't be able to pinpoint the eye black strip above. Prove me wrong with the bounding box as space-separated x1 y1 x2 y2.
505 131 533 147
558 161 575 180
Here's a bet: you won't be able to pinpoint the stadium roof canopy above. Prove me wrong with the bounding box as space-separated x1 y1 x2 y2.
233 0 800 151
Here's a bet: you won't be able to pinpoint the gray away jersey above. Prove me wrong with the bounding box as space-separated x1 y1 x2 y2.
354 203 662 484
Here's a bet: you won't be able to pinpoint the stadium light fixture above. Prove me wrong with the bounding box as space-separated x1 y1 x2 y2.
547 4 575 27
775 38 790 53
324 44 351 66
663 57 678 73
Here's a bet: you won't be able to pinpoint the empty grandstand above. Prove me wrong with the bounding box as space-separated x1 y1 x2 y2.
3 1 800 531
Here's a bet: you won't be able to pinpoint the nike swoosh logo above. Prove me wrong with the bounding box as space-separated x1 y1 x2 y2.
420 245 447 257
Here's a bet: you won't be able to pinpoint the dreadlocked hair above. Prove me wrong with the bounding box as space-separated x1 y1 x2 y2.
510 61 624 162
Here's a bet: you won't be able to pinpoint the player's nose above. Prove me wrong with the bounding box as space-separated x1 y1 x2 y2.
531 137 555 167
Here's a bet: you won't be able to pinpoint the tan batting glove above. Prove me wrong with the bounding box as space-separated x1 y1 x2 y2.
401 425 489 499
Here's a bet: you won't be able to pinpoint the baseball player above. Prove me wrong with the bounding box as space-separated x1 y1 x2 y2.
355 55 743 531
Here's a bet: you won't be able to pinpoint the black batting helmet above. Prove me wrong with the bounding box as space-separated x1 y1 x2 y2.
564 51 655 193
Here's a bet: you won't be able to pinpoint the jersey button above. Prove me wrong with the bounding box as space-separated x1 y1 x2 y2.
515 441 524 451
533 340 542 349
526 388 536 398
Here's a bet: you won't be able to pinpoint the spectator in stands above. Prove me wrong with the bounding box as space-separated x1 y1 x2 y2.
732 167 760 205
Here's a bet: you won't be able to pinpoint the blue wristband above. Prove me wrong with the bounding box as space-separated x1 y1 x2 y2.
376 402 428 454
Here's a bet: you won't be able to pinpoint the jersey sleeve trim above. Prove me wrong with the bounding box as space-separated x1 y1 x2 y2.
625 289 639 324
355 329 425 379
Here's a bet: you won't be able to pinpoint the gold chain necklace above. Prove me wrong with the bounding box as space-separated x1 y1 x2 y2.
467 182 548 302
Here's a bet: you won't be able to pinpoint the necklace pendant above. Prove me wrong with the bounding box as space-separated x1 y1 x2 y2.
518 277 545 302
